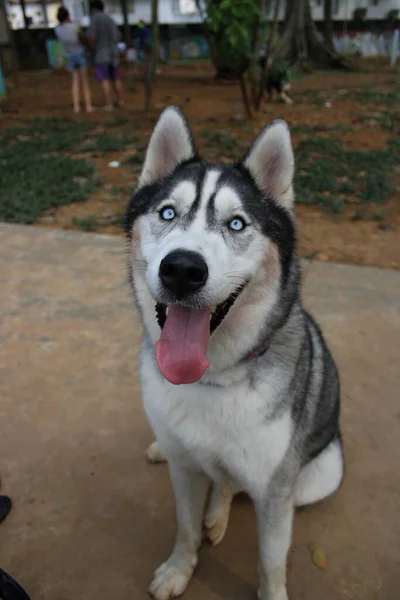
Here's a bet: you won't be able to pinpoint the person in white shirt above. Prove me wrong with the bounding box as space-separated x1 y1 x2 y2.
55 7 94 113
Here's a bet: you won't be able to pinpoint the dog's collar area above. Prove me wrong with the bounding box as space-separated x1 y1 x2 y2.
198 343 270 388
155 283 246 333
250 344 269 359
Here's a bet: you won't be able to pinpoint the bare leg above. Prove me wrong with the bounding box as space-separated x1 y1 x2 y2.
113 78 124 107
149 463 209 600
101 79 113 111
280 91 293 105
204 479 237 546
255 491 293 600
80 68 94 112
71 71 80 113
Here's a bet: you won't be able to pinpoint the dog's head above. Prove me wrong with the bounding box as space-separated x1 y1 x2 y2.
127 107 296 385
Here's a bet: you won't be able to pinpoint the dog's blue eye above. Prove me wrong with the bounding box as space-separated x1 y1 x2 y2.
228 217 246 232
160 207 176 221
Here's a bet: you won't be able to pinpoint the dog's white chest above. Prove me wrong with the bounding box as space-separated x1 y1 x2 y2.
141 356 292 493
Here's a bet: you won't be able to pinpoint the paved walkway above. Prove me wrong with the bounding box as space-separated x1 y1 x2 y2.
0 224 399 600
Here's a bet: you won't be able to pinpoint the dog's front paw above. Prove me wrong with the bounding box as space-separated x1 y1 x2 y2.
203 482 235 546
149 555 197 600
146 441 167 464
204 512 229 546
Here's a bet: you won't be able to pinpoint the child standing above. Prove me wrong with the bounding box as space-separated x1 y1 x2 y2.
55 7 94 113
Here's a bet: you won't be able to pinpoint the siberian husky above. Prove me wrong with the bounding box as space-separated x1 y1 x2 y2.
126 107 343 600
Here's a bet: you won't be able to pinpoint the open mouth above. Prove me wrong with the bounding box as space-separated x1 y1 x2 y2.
155 283 246 333
154 284 246 386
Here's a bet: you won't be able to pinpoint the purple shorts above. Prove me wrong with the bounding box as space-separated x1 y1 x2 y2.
95 63 119 81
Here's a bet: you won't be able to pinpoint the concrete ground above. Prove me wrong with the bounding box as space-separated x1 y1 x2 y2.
0 224 399 600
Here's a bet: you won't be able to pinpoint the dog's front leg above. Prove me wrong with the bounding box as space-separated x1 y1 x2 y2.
255 491 293 600
279 91 293 105
149 462 209 600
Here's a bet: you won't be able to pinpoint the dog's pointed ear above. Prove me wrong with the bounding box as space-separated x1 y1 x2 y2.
243 120 294 210
138 106 196 188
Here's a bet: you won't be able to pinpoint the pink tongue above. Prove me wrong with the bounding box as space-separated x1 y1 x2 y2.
156 305 210 385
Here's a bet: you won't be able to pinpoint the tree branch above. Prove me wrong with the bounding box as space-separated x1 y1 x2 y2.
145 0 159 110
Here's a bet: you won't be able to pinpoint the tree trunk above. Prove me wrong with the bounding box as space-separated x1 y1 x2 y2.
278 0 354 71
40 0 48 27
265 0 282 68
0 0 19 87
323 0 334 51
144 0 159 111
255 0 282 110
239 74 252 118
249 0 266 108
19 0 29 29
119 0 130 45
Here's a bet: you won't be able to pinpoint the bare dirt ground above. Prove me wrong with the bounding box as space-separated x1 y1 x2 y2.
2 224 400 600
1 61 399 268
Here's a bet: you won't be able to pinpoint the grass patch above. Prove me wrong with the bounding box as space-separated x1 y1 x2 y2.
199 130 245 159
356 110 400 133
72 214 98 232
95 132 133 154
336 86 400 106
104 115 131 127
199 130 237 145
372 211 386 222
350 210 367 221
291 123 351 134
72 213 125 231
291 88 325 106
110 184 129 195
0 118 99 224
0 152 98 224
295 136 399 214
78 139 100 153
293 84 400 108
124 152 145 165
2 117 96 154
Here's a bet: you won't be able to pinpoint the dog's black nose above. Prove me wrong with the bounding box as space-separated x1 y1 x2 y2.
159 250 208 297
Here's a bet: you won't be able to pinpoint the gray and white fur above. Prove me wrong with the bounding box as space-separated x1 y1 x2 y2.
126 107 343 600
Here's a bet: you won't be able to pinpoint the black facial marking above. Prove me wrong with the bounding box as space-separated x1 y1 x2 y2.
183 163 208 227
126 157 296 287
211 166 296 284
125 157 203 239
205 191 218 230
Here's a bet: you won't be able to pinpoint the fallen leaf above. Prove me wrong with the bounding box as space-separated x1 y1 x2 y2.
308 543 327 570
